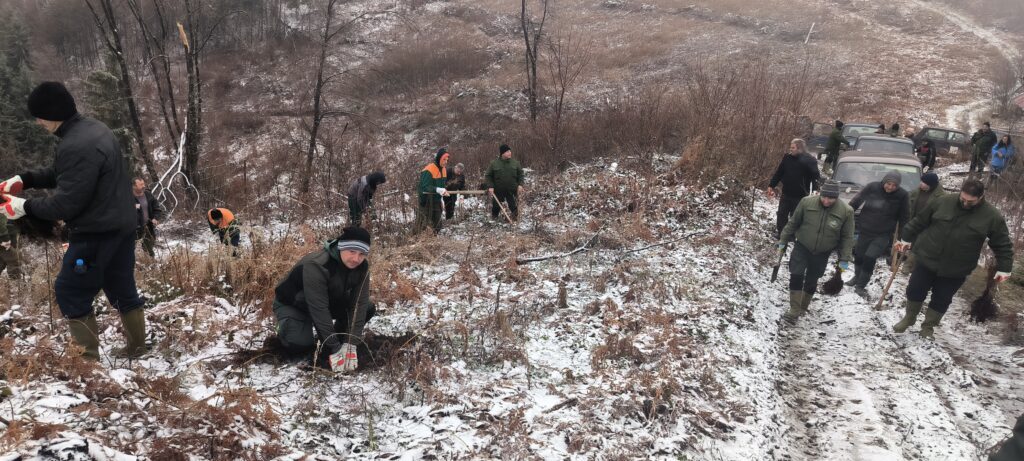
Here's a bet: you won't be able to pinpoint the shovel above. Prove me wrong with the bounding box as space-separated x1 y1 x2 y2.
770 245 786 282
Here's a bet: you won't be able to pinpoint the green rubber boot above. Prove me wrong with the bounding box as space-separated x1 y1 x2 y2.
919 308 944 339
68 314 100 360
114 308 147 358
892 301 923 333
800 291 813 311
783 290 805 324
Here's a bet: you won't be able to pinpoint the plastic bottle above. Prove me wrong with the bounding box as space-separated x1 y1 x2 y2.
74 259 87 274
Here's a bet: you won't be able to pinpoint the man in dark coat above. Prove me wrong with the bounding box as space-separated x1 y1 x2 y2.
893 179 1014 338
132 177 164 258
347 172 386 227
916 140 938 172
767 138 821 236
485 144 525 221
970 122 998 174
822 120 850 175
846 171 910 295
273 227 374 372
0 82 145 360
444 163 466 220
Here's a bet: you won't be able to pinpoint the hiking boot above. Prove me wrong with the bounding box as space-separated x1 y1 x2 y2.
919 308 944 339
893 301 923 333
782 290 805 324
114 308 147 358
68 314 100 360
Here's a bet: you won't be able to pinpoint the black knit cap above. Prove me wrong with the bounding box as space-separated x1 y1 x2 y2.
27 82 78 122
921 172 939 189
835 120 844 129
335 226 371 254
499 144 511 155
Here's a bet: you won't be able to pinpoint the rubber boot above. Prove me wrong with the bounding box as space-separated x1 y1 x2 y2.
892 301 923 333
68 314 100 360
115 308 147 358
783 290 805 324
800 291 813 311
919 308 944 339
845 264 859 286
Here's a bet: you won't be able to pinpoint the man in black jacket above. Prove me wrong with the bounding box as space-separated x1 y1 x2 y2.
767 138 821 236
132 178 164 257
0 82 145 360
444 163 466 220
970 122 998 174
273 227 375 372
846 171 910 295
347 172 386 227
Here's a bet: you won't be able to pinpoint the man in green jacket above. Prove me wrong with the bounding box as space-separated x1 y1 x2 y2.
0 213 21 280
778 180 855 323
416 148 450 234
969 122 998 174
903 173 945 273
893 179 1014 338
822 120 850 175
485 144 525 221
272 227 375 372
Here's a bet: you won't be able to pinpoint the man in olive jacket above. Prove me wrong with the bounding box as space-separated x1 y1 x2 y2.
821 120 850 174
273 227 374 372
969 122 998 174
893 179 1014 338
846 171 909 294
0 82 145 360
778 180 855 323
485 144 525 221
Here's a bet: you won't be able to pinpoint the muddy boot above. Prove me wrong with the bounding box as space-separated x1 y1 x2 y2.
918 308 944 339
114 308 147 358
782 290 805 324
67 314 100 360
893 301 923 333
800 291 813 311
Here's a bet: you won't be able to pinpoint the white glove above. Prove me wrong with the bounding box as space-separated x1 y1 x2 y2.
0 241 10 251
893 240 912 253
328 343 358 372
995 271 1012 283
0 195 26 220
435 187 449 197
0 175 23 195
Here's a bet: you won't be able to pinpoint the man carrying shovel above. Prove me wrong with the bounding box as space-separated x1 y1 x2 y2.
485 144 525 222
892 179 1014 338
777 180 855 324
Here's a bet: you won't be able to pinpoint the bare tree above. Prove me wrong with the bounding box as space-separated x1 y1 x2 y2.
521 0 548 123
126 0 184 154
545 28 591 156
991 57 1019 115
83 0 158 183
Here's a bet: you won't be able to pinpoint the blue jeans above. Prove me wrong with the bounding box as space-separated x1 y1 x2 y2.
55 230 144 319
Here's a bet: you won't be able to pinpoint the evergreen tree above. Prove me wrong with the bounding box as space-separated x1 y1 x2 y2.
84 53 136 174
0 10 56 176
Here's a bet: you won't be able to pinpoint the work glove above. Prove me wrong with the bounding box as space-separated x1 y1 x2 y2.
435 187 449 197
328 343 358 373
893 240 912 253
995 271 1012 283
838 261 850 272
0 175 23 195
0 195 26 220
0 241 10 251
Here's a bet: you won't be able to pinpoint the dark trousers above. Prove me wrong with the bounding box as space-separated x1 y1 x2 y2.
443 195 458 220
416 201 442 233
905 262 966 314
788 242 830 295
55 230 144 319
491 189 518 220
273 300 376 355
853 232 891 287
969 150 988 173
776 195 802 235
136 226 156 257
348 196 364 227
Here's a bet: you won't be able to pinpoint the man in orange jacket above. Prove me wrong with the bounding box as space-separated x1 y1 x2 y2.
207 208 240 256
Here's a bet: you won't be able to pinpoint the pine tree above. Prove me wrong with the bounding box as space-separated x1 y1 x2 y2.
0 11 56 175
84 54 136 174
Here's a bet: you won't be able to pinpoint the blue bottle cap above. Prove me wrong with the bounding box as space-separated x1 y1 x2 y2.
76 259 84 265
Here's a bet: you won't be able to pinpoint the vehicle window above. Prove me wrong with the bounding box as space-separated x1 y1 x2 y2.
834 162 921 192
948 132 966 143
845 126 881 137
853 139 915 155
812 123 832 136
925 129 946 141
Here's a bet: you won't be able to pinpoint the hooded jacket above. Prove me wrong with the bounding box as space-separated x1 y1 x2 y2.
902 194 1013 278
348 172 387 209
20 115 136 237
418 150 448 207
274 240 372 354
848 173 910 237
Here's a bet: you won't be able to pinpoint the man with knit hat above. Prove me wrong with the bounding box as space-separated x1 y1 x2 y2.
485 144 525 221
778 180 855 324
893 179 1014 339
0 81 145 360
416 148 450 233
846 171 910 296
272 227 375 372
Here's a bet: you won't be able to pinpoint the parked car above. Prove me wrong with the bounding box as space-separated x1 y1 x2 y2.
912 126 969 156
832 151 922 204
850 135 915 155
841 123 884 145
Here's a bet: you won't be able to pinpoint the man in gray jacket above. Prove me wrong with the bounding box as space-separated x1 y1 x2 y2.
347 172 386 227
272 226 375 372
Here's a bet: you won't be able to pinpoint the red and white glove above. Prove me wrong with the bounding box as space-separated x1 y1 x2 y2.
0 195 25 220
893 240 912 253
995 271 1012 283
0 175 22 195
328 343 358 372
